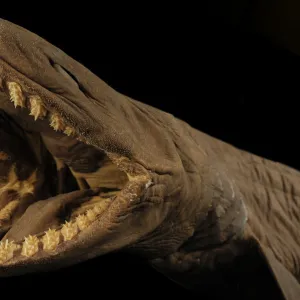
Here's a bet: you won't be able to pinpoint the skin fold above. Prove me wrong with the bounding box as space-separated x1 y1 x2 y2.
0 18 299 299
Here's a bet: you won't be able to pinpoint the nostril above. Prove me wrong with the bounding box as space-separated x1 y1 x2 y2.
48 58 55 67
52 63 80 90
49 60 90 96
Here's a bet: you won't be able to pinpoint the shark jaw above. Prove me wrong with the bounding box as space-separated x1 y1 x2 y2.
0 79 152 271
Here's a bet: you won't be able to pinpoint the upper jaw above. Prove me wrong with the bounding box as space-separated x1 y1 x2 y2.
0 18 181 174
0 77 77 135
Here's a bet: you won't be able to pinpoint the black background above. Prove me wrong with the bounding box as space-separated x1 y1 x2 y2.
1 3 299 299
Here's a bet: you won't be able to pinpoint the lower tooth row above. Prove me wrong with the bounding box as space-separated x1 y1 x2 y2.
0 199 111 264
41 229 60 251
6 81 75 137
0 240 20 263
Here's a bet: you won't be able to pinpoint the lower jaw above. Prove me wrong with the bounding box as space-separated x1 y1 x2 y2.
0 131 115 229
0 164 151 276
0 147 122 236
0 134 151 269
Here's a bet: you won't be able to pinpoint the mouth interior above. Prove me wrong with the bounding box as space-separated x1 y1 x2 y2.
0 81 131 261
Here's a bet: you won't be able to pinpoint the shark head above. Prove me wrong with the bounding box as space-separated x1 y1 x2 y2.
0 18 196 276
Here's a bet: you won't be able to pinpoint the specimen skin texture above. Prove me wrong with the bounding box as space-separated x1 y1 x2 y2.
0 18 299 299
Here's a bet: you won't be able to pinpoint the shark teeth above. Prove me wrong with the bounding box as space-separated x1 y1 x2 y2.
0 166 38 219
50 113 66 131
0 240 20 263
61 221 78 241
0 197 112 263
93 199 111 214
86 209 97 222
0 200 20 225
29 95 47 120
42 229 60 251
21 235 39 257
64 126 76 136
7 82 26 108
76 214 91 230
4 81 78 138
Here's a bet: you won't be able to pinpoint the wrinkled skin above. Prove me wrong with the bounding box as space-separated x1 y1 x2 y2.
0 18 299 299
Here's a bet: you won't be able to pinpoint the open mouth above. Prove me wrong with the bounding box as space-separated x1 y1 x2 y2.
0 80 151 267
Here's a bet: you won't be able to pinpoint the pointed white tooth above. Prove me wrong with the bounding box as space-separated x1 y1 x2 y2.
0 200 19 224
86 209 97 222
21 235 39 257
0 240 20 263
42 228 60 251
50 113 65 131
18 170 38 197
75 214 91 230
93 199 111 215
29 95 48 121
64 126 76 136
7 82 26 108
61 221 78 241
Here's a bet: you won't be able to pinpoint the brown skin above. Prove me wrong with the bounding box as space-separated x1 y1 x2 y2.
0 18 299 298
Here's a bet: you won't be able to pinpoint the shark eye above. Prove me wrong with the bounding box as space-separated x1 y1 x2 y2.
52 63 79 90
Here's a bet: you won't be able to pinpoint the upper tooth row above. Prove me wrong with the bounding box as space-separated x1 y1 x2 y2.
6 81 76 137
0 198 111 264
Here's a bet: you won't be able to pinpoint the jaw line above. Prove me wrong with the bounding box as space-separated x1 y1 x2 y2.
0 18 161 273
0 70 153 275
0 132 152 275
0 161 152 275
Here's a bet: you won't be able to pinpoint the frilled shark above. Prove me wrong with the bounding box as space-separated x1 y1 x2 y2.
0 18 299 299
